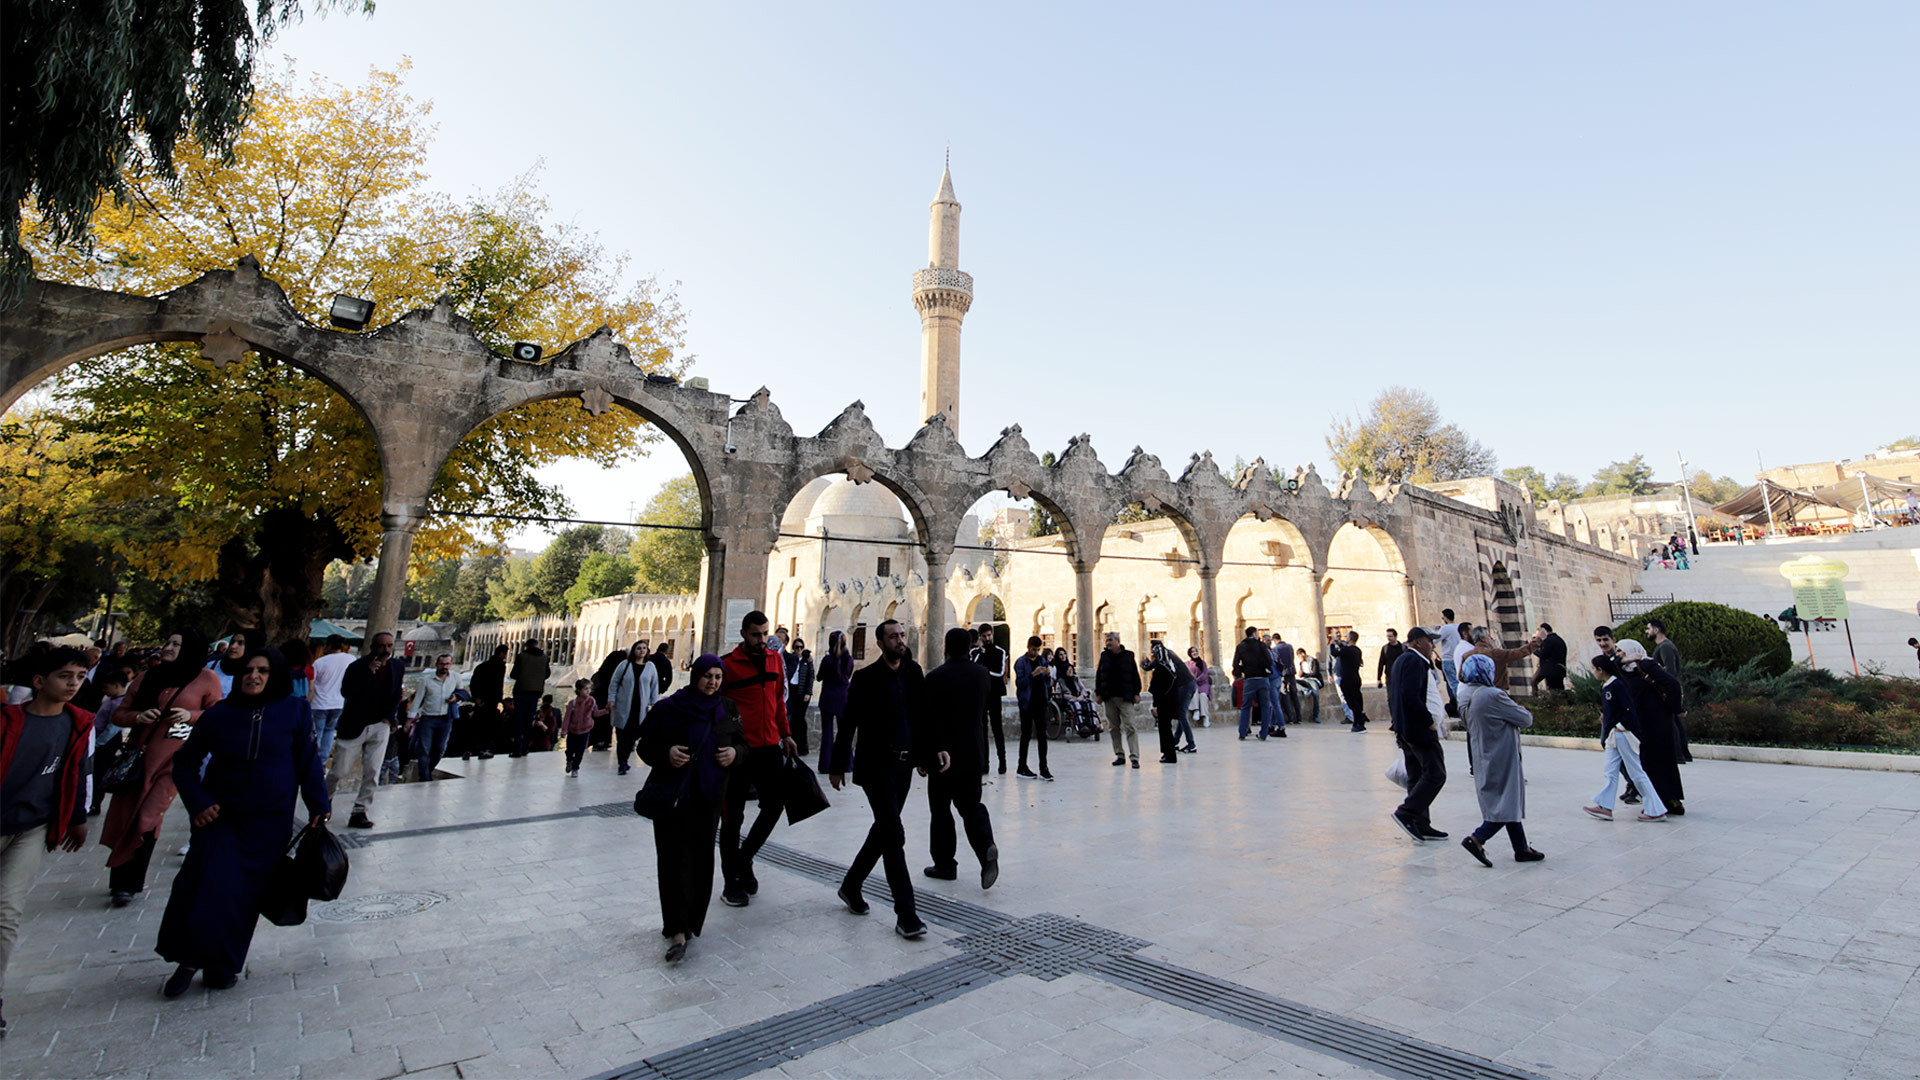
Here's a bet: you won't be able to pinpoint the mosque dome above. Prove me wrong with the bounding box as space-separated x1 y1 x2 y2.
780 476 834 536
806 477 911 540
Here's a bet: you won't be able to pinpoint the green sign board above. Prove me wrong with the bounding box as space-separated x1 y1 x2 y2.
1779 555 1850 621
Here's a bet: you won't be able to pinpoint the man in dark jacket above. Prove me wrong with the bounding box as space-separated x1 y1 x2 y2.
921 627 999 889
1387 628 1447 843
647 642 675 694
1530 623 1569 694
1231 626 1280 741
1094 633 1143 768
508 641 550 758
784 637 815 757
829 619 927 939
465 644 507 760
969 624 1009 776
1337 632 1370 733
1376 630 1405 687
332 632 407 829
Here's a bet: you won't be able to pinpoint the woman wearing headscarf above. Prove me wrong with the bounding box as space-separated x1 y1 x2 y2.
1456 653 1545 866
103 629 225 906
608 640 660 776
1613 640 1686 816
157 648 329 997
637 654 746 963
814 632 853 776
1582 654 1668 822
206 629 266 698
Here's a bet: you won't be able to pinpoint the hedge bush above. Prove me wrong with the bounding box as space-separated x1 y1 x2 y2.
1524 669 1920 751
1614 600 1792 676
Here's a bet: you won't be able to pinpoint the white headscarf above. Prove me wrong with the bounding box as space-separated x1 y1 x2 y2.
1614 639 1649 669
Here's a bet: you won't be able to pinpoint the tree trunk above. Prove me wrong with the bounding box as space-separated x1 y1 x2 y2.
215 508 354 646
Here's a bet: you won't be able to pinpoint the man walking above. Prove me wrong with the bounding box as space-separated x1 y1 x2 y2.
330 632 406 829
970 624 1009 775
784 636 814 758
1647 619 1691 763
1270 631 1300 727
1376 629 1405 688
1530 623 1569 694
828 620 928 939
1388 628 1448 843
1012 636 1052 780
407 654 460 782
921 628 999 889
465 644 507 760
1232 627 1280 741
1337 631 1370 732
308 634 352 764
508 640 550 758
1095 633 1144 768
719 611 796 908
1432 609 1463 702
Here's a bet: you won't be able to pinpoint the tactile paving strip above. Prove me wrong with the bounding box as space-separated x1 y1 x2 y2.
947 912 1147 980
754 841 1010 933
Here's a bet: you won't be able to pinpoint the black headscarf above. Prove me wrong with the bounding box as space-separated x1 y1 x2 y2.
134 627 211 709
217 627 267 676
225 647 294 708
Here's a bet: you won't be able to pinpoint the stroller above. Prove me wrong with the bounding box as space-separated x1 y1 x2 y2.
1046 669 1103 741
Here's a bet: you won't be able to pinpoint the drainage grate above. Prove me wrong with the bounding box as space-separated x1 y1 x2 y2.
1089 953 1545 1080
754 841 1010 933
591 956 1000 1080
949 912 1147 980
313 891 448 923
354 809 585 844
580 801 636 818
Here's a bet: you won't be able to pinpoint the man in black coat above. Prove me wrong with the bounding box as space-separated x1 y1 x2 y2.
1530 623 1569 694
828 619 928 939
465 644 508 759
1094 633 1144 768
331 631 408 829
1337 631 1370 733
969 623 1009 775
1387 628 1447 842
921 627 1000 889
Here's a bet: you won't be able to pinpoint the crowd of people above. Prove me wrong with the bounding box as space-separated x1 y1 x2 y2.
0 599 1700 1030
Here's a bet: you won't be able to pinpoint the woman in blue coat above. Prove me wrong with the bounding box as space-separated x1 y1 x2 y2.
158 648 330 997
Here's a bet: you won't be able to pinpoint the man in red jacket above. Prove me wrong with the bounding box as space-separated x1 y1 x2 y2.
1 646 94 1039
718 610 798 908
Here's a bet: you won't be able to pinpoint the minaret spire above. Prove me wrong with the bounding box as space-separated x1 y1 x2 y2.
913 155 973 432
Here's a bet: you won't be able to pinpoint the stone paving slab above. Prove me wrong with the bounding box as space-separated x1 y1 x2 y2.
2 720 1917 1079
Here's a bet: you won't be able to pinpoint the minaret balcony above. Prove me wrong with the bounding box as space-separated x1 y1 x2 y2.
911 267 974 296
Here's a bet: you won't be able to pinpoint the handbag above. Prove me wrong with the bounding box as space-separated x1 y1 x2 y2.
294 823 350 901
104 686 187 794
633 719 717 820
260 827 311 927
780 756 830 826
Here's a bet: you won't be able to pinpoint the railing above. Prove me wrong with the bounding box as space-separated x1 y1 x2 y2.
1608 594 1673 622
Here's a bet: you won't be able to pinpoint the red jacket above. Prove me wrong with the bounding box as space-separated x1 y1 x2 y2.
0 702 94 849
721 644 789 748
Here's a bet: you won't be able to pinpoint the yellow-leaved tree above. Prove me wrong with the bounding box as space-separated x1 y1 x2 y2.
22 64 686 644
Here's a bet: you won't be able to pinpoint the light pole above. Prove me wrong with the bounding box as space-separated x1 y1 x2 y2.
1676 452 1699 554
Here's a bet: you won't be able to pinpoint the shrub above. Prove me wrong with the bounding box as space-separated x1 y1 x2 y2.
1614 601 1792 676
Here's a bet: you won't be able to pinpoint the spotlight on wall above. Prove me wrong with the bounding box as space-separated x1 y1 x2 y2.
328 294 376 331
511 342 543 363
644 373 679 387
1285 477 1300 493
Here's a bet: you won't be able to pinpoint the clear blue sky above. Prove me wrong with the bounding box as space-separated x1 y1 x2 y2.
274 3 1917 541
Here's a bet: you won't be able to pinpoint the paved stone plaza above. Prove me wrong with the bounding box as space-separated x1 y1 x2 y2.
4 712 1917 1080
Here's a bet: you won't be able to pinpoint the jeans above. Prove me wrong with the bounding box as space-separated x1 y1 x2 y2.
1440 659 1459 703
1172 683 1197 749
0 830 48 993
512 694 540 754
410 713 452 780
843 762 917 923
311 707 343 764
1395 736 1447 832
564 730 590 772
1594 732 1667 816
327 723 390 814
1237 676 1280 738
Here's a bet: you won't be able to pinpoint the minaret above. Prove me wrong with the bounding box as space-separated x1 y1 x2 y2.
912 159 972 431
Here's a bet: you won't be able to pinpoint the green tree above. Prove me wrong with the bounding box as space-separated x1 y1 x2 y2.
1027 452 1061 537
1687 471 1748 505
486 558 539 620
528 525 623 612
439 554 503 628
563 551 638 613
1586 455 1658 497
1503 466 1584 506
1326 386 1496 484
629 474 704 594
2 1 374 299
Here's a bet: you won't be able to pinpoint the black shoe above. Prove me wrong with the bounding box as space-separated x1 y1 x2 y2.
1277 728 1287 737
0 997 6 1039
1238 734 1247 741
981 846 999 890
1130 757 1140 769
922 864 958 881
1017 767 1038 779
1350 725 1366 733
1256 733 1267 741
1039 771 1054 781
721 889 749 908
895 921 928 940
837 882 869 914
1419 828 1449 841
1112 755 1126 766
478 751 495 760
347 812 374 829
1514 848 1546 863
1390 812 1425 843
203 969 238 991
1180 745 1196 753
111 890 135 908
743 872 759 896
1668 802 1684 816
461 753 471 761
618 764 630 776
664 941 687 963
162 965 198 999
1462 836 1493 867
1159 755 1177 764
998 762 1007 775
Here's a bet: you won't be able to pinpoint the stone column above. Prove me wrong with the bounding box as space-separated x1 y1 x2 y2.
1074 563 1097 675
923 549 951 660
1401 577 1419 636
1198 566 1224 671
1308 566 1329 667
365 512 422 651
701 529 774 656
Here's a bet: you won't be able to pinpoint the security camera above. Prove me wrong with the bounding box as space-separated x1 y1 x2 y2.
511 342 542 363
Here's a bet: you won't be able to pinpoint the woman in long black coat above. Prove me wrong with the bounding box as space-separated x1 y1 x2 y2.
638 653 746 963
158 648 329 997
1615 640 1686 815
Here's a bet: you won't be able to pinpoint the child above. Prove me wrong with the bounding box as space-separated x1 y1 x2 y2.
88 666 133 815
1 647 95 1038
533 695 559 753
561 679 602 777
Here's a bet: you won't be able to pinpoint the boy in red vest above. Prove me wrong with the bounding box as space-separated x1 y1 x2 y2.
0 646 94 1039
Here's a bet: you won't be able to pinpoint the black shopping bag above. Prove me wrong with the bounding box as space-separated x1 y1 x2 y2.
260 831 309 927
780 757 830 826
296 825 351 901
